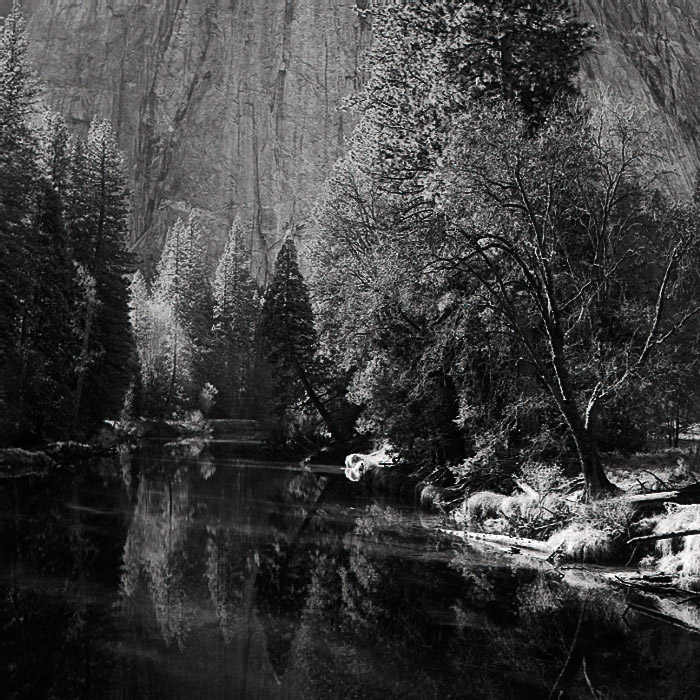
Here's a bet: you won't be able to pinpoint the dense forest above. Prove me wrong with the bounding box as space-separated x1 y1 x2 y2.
4 0 700 503
308 0 700 499
0 4 134 442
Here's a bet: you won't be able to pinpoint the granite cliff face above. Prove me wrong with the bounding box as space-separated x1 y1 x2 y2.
579 0 700 195
15 0 700 274
21 0 371 279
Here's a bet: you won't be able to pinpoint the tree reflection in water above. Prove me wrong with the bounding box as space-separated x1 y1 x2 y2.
1 461 125 700
2 448 699 700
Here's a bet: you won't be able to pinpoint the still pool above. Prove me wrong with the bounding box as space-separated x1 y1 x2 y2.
1 443 698 699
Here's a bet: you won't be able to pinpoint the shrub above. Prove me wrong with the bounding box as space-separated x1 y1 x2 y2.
579 498 636 535
548 523 616 562
547 497 636 563
653 504 700 589
519 462 564 495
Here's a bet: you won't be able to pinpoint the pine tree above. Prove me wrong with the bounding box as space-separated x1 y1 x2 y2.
354 0 593 191
153 211 213 413
39 109 71 193
8 109 85 440
67 117 135 431
0 1 42 441
17 178 79 439
155 211 213 344
262 238 342 440
210 218 260 416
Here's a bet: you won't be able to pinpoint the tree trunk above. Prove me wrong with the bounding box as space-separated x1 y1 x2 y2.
74 298 96 426
674 405 680 448
500 33 514 102
564 407 616 500
292 354 345 444
545 326 616 500
164 330 178 419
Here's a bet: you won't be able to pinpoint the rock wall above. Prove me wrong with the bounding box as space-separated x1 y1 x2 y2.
579 0 700 195
15 1 700 275
22 0 371 279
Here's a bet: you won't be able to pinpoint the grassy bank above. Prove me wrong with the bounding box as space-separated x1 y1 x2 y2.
449 449 700 588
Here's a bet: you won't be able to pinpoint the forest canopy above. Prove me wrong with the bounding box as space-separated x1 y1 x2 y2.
4 0 700 505
310 0 700 498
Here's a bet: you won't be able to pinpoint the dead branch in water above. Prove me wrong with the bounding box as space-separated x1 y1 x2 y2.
440 528 553 555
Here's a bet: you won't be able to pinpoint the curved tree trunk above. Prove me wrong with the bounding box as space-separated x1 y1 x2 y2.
558 397 616 500
292 354 345 444
545 326 617 500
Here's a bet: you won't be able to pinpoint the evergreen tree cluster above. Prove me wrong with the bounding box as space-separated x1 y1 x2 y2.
311 0 700 498
261 238 359 443
130 215 264 419
0 2 134 444
131 224 353 445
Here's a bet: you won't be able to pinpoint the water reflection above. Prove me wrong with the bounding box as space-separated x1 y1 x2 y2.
1 445 699 699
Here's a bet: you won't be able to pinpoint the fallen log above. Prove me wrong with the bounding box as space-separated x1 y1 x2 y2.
624 490 680 505
440 529 553 555
627 528 700 545
624 484 700 509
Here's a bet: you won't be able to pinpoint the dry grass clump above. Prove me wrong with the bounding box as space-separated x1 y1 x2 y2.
546 498 636 563
653 504 700 589
500 492 571 538
459 488 571 539
548 522 616 562
499 493 537 520
465 491 505 522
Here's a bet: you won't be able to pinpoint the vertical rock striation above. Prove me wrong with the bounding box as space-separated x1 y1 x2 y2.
14 1 700 273
22 0 370 278
579 0 700 195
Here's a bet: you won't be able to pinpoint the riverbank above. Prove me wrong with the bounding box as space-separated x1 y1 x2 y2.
448 452 700 595
344 446 700 596
0 415 215 476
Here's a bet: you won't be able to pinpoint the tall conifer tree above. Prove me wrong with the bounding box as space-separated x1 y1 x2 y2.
67 118 135 430
262 238 343 440
0 1 42 440
155 211 213 345
210 218 259 416
153 211 213 413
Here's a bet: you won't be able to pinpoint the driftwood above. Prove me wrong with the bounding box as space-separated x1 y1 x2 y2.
441 528 553 556
624 490 680 505
625 484 700 509
627 528 700 545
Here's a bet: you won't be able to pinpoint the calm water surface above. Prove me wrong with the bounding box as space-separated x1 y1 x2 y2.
1 443 699 699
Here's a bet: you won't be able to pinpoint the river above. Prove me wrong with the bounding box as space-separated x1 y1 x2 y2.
1 441 698 699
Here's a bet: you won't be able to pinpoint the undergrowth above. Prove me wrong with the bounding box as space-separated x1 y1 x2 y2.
645 504 700 589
